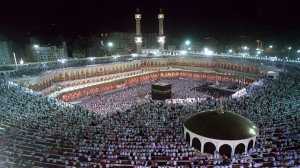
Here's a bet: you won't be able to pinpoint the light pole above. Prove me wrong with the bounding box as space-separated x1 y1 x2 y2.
42 63 48 72
256 50 261 56
114 55 120 62
62 61 65 69
20 58 24 65
113 55 120 63
13 52 18 70
229 49 233 56
269 45 273 57
288 47 292 58
33 44 40 65
59 59 67 69
185 40 190 51
131 53 138 61
243 46 249 56
113 55 117 63
88 57 95 65
108 42 113 55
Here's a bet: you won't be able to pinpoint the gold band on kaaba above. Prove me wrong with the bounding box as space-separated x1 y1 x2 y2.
151 89 171 94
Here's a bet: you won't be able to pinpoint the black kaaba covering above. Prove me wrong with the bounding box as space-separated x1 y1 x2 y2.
151 83 172 100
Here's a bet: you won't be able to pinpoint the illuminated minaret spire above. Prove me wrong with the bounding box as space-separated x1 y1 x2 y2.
157 8 165 53
135 8 142 54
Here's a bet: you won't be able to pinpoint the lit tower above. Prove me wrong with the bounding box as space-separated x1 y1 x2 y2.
157 8 165 53
135 8 142 54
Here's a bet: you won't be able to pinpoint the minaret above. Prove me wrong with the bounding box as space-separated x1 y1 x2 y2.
135 8 142 54
157 8 165 53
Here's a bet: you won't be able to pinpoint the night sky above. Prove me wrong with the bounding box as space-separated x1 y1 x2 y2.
1 0 300 41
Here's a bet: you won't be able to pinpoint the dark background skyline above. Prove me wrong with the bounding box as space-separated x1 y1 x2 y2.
1 0 300 44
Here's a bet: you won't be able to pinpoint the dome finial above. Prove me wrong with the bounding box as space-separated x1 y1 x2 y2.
217 97 224 114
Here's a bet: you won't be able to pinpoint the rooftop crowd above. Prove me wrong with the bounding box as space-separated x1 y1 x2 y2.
0 65 299 168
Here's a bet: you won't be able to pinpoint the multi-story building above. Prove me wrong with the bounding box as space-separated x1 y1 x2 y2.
143 33 157 49
167 45 175 51
84 34 102 57
0 37 14 65
180 44 186 51
72 50 86 59
32 44 68 62
107 32 136 53
192 43 202 52
28 37 68 62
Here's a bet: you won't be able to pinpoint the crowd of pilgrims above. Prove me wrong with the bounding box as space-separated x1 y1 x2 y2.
78 78 215 115
0 67 299 168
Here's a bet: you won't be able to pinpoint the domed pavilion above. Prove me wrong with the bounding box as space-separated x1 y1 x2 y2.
183 100 259 157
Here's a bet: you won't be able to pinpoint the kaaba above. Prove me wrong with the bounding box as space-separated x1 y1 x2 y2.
151 83 172 100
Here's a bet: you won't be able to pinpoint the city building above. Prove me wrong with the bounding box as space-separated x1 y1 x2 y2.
143 33 157 49
32 42 68 62
167 45 175 51
192 43 202 52
237 36 246 53
0 36 14 65
180 44 186 51
107 32 136 53
72 50 86 59
85 34 102 57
